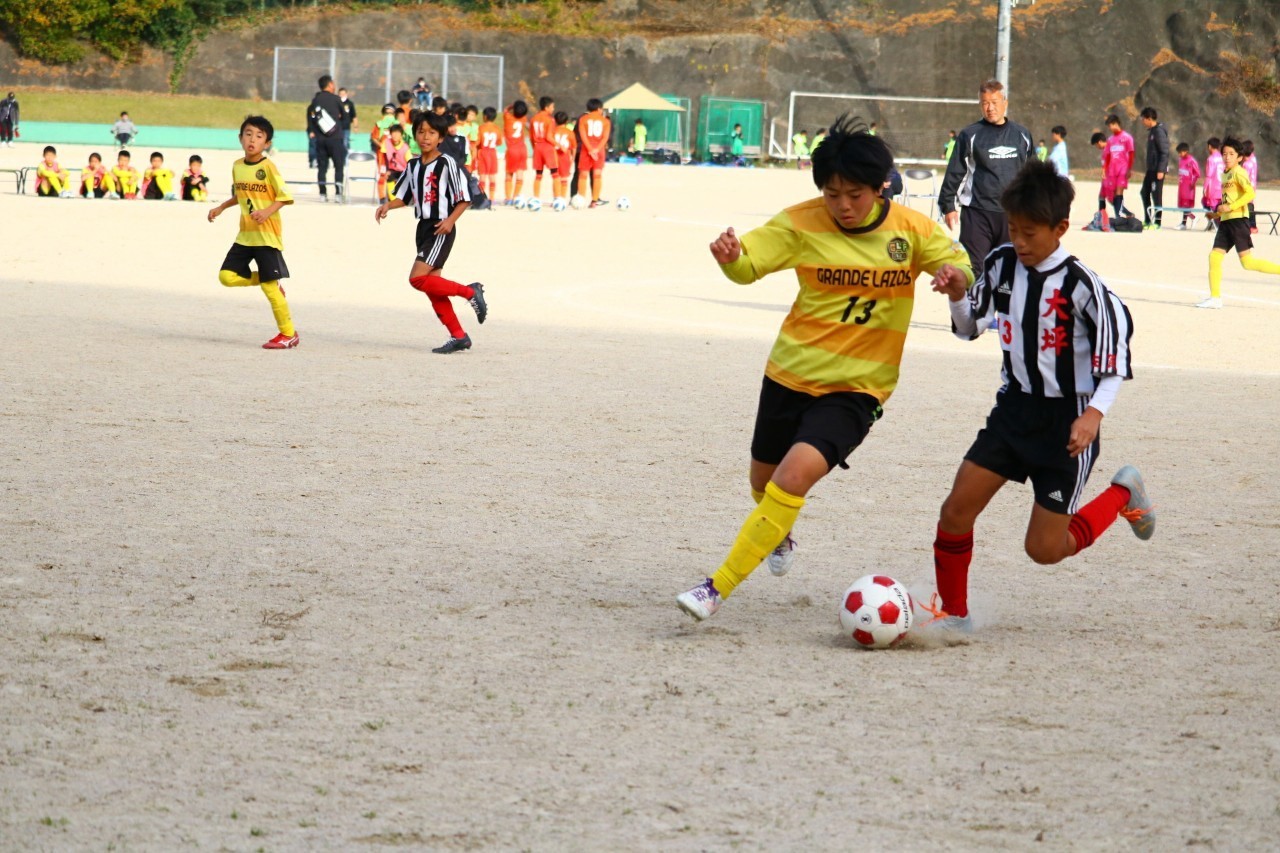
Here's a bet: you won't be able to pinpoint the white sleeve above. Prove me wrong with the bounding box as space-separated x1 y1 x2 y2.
949 297 979 338
1086 374 1122 416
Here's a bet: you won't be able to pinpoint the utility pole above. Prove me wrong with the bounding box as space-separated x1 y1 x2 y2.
995 0 1012 93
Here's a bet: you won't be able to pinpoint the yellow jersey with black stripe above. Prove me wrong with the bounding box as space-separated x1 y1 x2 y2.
1219 165 1254 222
722 198 972 403
231 156 292 250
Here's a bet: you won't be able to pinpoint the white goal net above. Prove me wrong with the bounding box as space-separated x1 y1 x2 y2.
784 92 980 165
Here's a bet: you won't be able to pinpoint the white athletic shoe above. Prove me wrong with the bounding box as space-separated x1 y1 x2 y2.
1110 465 1155 541
59 190 73 198
676 578 722 621
766 534 797 576
1195 297 1223 309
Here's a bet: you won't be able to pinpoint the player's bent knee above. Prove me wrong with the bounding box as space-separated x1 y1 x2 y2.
218 269 245 288
1024 539 1067 566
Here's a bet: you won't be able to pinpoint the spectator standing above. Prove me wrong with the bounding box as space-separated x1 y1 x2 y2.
939 79 1032 272
112 112 137 147
307 75 347 201
338 87 358 160
1139 107 1170 229
1047 125 1069 177
0 92 18 147
943 129 956 161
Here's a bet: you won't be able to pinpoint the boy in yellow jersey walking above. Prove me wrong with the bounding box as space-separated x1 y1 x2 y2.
677 115 973 621
1199 135 1280 309
207 116 300 349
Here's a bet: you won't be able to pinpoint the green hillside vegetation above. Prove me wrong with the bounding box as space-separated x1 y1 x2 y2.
20 87 310 131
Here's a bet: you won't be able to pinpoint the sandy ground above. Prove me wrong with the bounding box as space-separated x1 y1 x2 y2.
3 138 1280 851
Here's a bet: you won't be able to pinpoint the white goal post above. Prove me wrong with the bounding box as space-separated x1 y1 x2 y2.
784 91 979 165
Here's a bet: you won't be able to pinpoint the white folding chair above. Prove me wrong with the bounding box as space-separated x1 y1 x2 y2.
901 168 940 220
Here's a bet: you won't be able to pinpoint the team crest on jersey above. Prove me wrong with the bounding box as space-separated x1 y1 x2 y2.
255 169 266 180
886 237 909 263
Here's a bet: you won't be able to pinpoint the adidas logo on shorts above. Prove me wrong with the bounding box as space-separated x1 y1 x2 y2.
1047 490 1064 502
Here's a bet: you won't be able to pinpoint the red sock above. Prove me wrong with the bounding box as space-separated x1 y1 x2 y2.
1067 484 1130 553
426 294 465 338
409 274 473 299
933 525 974 618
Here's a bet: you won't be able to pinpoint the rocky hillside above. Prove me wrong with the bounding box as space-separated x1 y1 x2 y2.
3 0 1278 171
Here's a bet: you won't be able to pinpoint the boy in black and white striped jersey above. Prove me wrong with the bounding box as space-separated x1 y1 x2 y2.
926 160 1154 633
375 111 487 354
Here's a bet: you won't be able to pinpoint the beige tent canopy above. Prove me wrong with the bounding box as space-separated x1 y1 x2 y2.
602 82 687 112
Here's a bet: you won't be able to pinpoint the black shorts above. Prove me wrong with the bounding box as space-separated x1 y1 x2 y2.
963 391 1098 514
416 219 456 268
221 243 290 281
1213 218 1253 254
750 376 882 471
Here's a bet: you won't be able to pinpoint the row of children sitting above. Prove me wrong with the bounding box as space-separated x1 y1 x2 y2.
35 146 210 201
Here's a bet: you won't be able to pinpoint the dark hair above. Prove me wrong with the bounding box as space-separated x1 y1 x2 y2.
586 97 603 112
1221 136 1242 155
397 89 412 105
89 152 101 162
188 154 202 164
388 123 403 135
43 145 56 155
1140 106 1157 120
1105 114 1121 127
511 100 529 118
554 110 568 125
1090 131 1106 145
483 106 497 121
120 111 128 117
431 96 449 111
466 104 477 114
149 151 163 162
118 149 131 159
635 117 644 125
1175 141 1190 154
450 101 462 112
1001 159 1074 225
413 110 452 138
810 114 893 191
338 87 347 94
1241 138 1255 157
1051 125 1066 137
453 105 468 122
240 115 275 142
1207 136 1221 149
539 96 555 110
318 74 333 90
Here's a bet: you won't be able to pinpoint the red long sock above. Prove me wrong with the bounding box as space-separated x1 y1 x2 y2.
1067 484 1130 553
426 294 465 338
934 525 974 618
409 274 473 299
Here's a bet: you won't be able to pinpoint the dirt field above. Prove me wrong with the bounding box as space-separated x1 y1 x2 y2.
3 139 1279 851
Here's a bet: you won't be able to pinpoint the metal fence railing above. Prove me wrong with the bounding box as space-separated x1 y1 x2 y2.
272 47 504 110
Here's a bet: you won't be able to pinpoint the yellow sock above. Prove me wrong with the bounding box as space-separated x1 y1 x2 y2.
218 269 259 288
260 280 295 336
710 481 804 598
1241 253 1280 276
751 488 765 505
1208 251 1223 298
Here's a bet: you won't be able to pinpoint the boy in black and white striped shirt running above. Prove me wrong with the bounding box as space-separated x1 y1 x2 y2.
375 111 487 354
927 160 1155 633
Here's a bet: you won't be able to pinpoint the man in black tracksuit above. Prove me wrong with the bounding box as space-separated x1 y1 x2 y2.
1139 106 1170 229
939 79 1033 273
307 74 346 201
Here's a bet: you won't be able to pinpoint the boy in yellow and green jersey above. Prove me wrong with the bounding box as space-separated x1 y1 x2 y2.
677 114 973 622
207 116 299 349
1199 135 1280 309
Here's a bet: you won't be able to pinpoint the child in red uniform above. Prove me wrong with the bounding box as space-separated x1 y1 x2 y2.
529 95 558 201
375 112 488 355
503 100 529 204
475 107 501 201
577 98 611 207
551 110 576 202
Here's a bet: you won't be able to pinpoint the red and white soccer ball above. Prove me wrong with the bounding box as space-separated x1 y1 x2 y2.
839 574 914 649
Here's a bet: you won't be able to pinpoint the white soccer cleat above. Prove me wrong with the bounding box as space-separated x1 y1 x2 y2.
766 533 797 576
1111 465 1155 541
676 578 722 621
1196 297 1223 309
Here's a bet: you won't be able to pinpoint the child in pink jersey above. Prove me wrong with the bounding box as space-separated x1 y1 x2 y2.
1202 137 1224 226
1241 139 1258 232
1103 114 1135 218
1175 142 1201 229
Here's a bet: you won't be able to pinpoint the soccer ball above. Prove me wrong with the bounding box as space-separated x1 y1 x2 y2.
839 574 914 649
570 194 588 210
551 197 567 212
617 196 631 210
513 196 528 210
527 198 542 213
